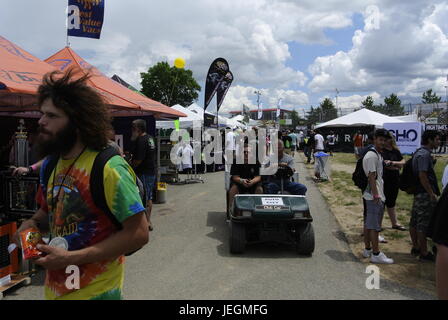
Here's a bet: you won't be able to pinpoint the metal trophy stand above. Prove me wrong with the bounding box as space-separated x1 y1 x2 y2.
14 120 29 211
183 139 204 184
12 120 35 275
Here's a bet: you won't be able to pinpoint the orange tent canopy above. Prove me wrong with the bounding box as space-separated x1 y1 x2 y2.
0 35 56 111
45 47 185 119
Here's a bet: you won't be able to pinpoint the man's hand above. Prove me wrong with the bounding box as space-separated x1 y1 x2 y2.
12 166 30 176
279 162 288 167
241 179 251 188
12 219 38 247
373 195 382 204
33 244 73 271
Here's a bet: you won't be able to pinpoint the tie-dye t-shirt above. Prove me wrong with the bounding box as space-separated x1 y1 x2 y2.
36 149 145 300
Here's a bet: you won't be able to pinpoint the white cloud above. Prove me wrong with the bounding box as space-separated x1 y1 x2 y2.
308 0 448 104
2 0 448 111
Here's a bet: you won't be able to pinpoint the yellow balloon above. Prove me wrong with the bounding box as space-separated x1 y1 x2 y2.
174 57 186 69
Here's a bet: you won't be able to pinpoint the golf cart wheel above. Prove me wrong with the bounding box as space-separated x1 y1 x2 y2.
229 220 246 254
296 223 315 256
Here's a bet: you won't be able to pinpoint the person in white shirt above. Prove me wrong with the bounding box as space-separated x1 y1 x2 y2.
362 129 394 264
177 138 194 173
442 164 448 191
314 131 325 152
225 126 236 159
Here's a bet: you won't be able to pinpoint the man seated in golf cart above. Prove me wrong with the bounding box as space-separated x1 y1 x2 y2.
228 144 263 207
264 140 307 195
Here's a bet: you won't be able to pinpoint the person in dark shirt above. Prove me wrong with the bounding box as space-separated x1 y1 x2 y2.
281 130 293 155
410 130 441 261
306 130 315 164
228 145 262 213
381 133 406 231
131 119 156 230
427 184 448 299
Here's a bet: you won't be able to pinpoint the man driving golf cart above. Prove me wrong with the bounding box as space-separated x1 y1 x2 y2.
265 140 307 195
228 145 263 208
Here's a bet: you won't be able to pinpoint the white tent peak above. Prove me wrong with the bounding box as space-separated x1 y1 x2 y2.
315 108 404 129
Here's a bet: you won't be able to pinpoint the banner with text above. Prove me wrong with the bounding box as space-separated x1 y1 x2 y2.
67 0 105 39
383 122 423 155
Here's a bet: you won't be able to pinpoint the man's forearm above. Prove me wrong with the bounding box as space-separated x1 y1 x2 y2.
232 176 241 184
368 173 379 196
251 176 261 184
419 172 435 196
24 208 48 232
69 212 148 266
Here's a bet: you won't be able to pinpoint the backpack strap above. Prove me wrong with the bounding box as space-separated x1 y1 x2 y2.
41 154 60 196
90 146 123 230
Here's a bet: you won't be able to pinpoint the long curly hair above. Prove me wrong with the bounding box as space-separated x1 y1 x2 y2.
38 69 111 151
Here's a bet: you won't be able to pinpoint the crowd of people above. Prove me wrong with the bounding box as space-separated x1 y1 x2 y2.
358 128 447 298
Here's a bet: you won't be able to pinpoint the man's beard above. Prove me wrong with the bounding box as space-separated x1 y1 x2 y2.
36 122 78 158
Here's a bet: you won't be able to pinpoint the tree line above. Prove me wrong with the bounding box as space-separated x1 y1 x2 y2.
137 62 444 127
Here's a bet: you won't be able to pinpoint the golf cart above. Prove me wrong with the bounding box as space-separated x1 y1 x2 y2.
225 165 315 255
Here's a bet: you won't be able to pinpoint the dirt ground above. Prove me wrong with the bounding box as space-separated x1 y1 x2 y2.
300 153 438 295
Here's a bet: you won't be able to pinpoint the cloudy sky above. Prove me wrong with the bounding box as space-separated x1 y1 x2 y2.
1 0 448 115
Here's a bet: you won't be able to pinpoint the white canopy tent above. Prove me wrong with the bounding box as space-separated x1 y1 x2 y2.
227 115 247 129
156 104 202 129
315 108 404 129
187 103 232 128
229 114 259 127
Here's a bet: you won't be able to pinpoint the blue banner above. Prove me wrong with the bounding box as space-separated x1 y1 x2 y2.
67 0 105 39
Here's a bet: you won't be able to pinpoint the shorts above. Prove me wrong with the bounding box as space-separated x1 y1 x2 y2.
139 174 156 202
230 182 262 194
364 200 384 232
410 193 437 233
384 178 400 208
354 147 361 155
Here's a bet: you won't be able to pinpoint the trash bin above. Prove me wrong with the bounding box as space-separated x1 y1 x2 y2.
156 182 167 204
314 151 331 181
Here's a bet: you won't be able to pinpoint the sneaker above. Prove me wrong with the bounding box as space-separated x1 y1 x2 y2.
371 252 394 264
362 248 372 258
419 252 436 262
378 235 388 243
410 248 420 256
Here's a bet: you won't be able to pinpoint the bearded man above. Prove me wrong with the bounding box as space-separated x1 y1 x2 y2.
14 70 148 300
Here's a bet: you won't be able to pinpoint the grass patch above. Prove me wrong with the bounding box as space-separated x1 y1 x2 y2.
383 230 407 240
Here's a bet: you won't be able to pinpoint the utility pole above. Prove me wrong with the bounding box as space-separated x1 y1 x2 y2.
254 90 262 120
335 88 340 117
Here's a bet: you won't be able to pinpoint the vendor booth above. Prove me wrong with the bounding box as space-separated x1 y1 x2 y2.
314 108 405 152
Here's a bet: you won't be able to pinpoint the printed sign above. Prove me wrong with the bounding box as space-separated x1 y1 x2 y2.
426 124 448 131
261 197 284 206
67 0 105 39
383 122 423 154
